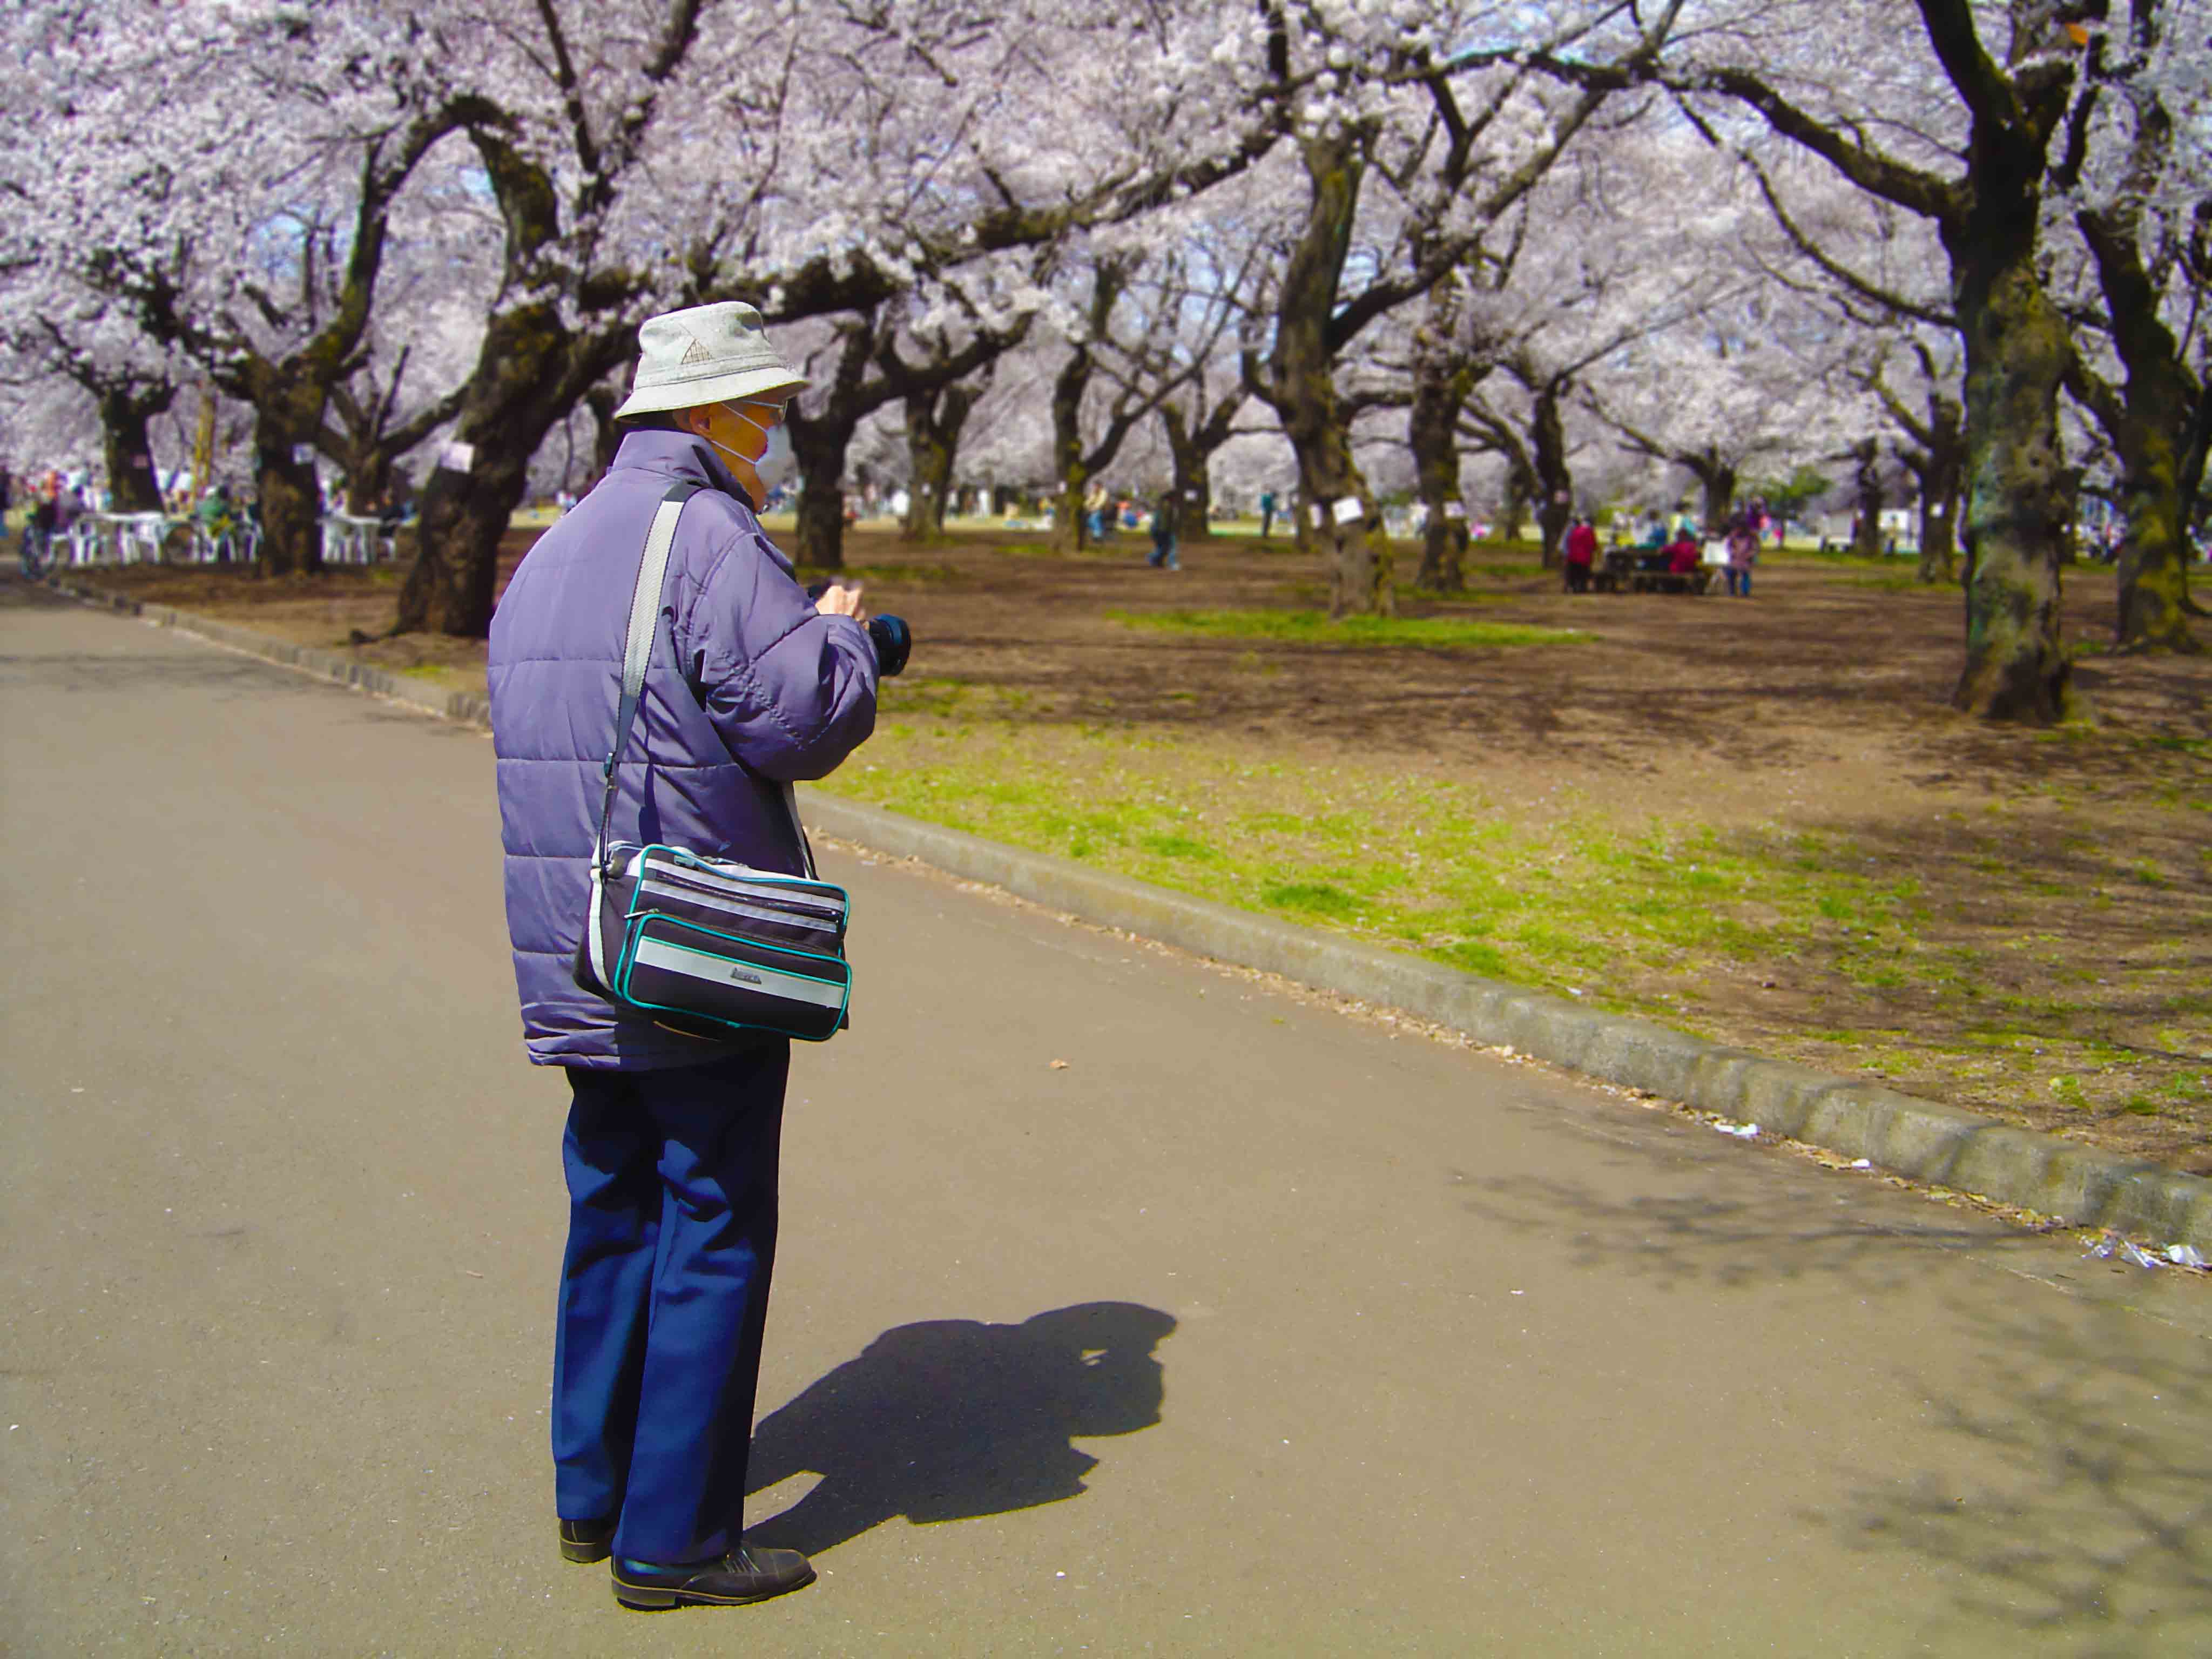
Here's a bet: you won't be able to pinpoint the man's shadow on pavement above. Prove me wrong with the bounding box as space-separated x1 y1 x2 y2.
745 1300 1177 1556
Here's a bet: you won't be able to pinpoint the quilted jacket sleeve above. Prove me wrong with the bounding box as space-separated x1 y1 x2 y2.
675 519 879 781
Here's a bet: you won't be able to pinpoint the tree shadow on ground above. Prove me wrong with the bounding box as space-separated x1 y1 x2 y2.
1453 1165 2210 1651
1821 1299 2211 1657
1451 1159 2066 1296
744 1300 1177 1557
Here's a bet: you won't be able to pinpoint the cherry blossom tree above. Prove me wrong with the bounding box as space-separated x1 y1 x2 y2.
1523 0 2207 717
0 290 182 512
1236 1 1685 617
3 3 507 572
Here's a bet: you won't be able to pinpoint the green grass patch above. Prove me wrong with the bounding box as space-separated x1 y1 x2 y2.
1107 609 1590 650
821 724 1942 1010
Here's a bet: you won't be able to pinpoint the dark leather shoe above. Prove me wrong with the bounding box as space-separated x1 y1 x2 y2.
559 1518 615 1564
612 1542 817 1610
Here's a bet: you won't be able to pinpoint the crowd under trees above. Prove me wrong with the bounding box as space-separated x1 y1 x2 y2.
2 0 2206 724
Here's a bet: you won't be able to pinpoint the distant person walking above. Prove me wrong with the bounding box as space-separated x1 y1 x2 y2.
19 486 55 577
1147 490 1179 570
1562 515 1597 593
1724 512 1759 597
1259 489 1278 539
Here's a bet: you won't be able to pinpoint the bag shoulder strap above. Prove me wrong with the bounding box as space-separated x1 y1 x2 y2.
593 479 819 882
594 482 701 865
613 482 700 763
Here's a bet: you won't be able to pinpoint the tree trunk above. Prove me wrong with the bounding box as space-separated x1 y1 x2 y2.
343 449 395 517
1408 289 1475 591
1499 468 1529 544
1944 214 2073 720
791 443 850 571
901 383 974 543
1415 435 1468 597
1049 350 1092 555
1287 423 1386 617
583 386 625 486
1408 361 1469 592
1531 386 1572 570
1693 456 1737 532
1159 404 1212 540
248 385 328 575
95 386 170 514
1416 504 1471 592
399 453 527 635
1176 474 1211 541
1914 397 1964 583
1265 129 1391 616
1850 439 1885 558
394 302 618 636
2111 420 2201 652
2071 206 2201 650
1055 473 1088 553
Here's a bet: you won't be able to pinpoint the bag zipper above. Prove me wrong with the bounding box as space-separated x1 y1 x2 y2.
636 876 840 934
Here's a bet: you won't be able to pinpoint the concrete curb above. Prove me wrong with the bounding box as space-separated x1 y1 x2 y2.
51 577 2211 1250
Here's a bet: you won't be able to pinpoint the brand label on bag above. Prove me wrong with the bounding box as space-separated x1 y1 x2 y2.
630 935 846 1009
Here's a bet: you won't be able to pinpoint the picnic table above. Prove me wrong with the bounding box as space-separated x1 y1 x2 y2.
321 513 395 564
80 512 185 565
1594 546 1719 595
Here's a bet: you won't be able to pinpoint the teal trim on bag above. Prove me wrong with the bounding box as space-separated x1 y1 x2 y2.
618 907 850 977
608 906 852 1043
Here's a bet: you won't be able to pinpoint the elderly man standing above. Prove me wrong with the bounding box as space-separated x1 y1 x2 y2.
488 302 882 1611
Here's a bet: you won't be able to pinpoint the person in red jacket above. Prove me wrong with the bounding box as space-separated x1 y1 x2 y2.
1667 532 1702 576
1562 515 1598 592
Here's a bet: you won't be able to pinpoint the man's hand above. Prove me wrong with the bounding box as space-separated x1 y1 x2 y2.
813 582 866 621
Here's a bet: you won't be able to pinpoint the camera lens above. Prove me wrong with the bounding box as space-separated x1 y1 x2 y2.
867 615 911 678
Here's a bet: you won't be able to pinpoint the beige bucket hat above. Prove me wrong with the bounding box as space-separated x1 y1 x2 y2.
613 301 808 420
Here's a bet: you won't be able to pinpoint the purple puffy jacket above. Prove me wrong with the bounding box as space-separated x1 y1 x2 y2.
488 430 878 1069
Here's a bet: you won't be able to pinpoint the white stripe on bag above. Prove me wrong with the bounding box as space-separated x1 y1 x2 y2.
631 936 846 1009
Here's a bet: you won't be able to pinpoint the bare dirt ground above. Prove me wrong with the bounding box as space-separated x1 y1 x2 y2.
68 522 2212 1174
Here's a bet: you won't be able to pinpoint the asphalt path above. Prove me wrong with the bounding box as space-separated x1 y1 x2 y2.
3 578 2207 1658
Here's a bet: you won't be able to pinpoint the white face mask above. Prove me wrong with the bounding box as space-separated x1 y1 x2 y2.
708 402 795 495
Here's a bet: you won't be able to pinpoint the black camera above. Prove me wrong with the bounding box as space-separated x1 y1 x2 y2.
867 615 912 678
806 582 910 676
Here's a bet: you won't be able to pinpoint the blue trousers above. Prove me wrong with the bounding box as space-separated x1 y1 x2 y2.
553 1044 788 1562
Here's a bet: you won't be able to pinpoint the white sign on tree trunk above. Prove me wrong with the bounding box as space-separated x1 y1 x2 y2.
1332 496 1364 524
440 442 476 474
1442 502 1465 520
